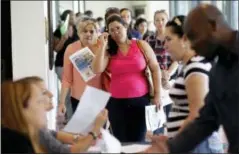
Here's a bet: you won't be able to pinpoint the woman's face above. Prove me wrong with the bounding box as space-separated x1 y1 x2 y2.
79 24 98 46
108 21 127 43
36 81 54 112
137 21 148 35
154 13 168 32
164 26 185 61
22 84 48 130
121 10 131 25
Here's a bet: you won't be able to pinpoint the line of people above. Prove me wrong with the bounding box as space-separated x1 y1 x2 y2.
2 3 238 153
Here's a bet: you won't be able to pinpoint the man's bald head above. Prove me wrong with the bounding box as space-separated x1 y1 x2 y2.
183 4 229 60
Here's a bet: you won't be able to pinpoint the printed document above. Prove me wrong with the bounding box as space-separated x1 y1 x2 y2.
145 105 166 131
63 86 111 134
70 47 96 82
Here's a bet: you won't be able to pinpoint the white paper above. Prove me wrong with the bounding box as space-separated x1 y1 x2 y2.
145 105 166 131
69 47 96 82
100 129 121 153
121 144 150 153
87 129 121 153
63 86 111 134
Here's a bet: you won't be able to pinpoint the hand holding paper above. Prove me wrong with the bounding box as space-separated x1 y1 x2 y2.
63 86 111 134
145 105 166 132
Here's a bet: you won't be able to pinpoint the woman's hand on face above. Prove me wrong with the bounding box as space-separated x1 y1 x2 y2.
98 32 109 49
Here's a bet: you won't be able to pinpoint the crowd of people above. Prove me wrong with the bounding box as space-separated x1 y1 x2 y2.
1 3 238 153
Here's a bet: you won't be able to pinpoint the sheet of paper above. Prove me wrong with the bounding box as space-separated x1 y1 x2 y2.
63 86 111 134
69 47 96 82
60 14 70 35
145 105 166 131
121 144 150 153
87 129 121 153
100 129 121 153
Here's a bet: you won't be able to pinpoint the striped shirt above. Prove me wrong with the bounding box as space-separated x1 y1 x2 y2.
166 56 212 138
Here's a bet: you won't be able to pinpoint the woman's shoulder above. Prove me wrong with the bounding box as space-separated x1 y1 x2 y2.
183 56 212 79
65 40 82 54
1 127 35 153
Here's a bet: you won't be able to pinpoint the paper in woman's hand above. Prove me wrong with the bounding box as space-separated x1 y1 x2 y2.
145 105 166 131
70 47 96 82
63 86 110 134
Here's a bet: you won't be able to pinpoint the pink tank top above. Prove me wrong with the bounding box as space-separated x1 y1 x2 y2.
108 40 149 98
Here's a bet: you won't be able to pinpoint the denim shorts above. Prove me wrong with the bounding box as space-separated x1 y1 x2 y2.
191 132 224 153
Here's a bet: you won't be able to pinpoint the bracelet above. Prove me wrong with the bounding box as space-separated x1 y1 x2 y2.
88 131 98 140
73 134 80 143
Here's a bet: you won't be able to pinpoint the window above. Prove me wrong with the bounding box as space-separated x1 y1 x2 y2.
169 0 238 29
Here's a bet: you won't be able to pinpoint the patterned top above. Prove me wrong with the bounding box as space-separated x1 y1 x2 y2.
146 33 173 70
166 56 212 138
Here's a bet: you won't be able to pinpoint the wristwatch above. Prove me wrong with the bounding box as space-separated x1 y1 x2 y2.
88 131 98 140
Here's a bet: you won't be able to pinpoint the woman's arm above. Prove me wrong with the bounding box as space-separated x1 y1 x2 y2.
177 73 209 133
70 109 108 153
140 40 162 105
91 33 109 74
53 34 68 52
58 45 74 113
54 131 83 145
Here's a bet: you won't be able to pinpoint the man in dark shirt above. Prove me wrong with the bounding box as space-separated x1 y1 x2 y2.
144 4 239 153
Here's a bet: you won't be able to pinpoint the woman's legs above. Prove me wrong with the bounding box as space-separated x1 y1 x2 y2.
106 94 150 143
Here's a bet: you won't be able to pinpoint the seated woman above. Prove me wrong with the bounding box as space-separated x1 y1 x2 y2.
13 76 108 153
1 79 48 153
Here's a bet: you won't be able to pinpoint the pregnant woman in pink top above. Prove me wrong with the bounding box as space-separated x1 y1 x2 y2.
92 15 162 142
58 19 103 114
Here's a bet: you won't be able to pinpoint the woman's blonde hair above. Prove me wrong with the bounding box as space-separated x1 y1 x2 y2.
77 19 98 33
154 9 169 20
1 76 44 135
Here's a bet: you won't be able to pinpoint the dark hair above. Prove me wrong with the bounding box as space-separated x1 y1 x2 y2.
76 12 82 17
120 8 134 30
120 8 133 17
166 15 186 38
60 10 73 21
134 18 147 30
84 10 93 18
105 7 120 20
106 15 132 56
96 17 104 22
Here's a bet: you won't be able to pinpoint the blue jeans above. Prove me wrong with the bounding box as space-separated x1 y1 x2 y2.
191 132 224 153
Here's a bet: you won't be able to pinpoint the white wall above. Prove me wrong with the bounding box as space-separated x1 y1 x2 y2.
11 1 58 130
84 1 133 18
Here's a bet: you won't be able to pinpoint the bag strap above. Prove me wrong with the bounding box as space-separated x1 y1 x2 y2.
136 40 149 64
